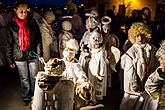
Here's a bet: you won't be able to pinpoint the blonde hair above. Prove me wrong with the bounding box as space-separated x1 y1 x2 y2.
128 22 152 44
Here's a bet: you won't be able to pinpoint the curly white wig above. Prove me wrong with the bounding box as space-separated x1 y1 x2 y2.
156 40 165 57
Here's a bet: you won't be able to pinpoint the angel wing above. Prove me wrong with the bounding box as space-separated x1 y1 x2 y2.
110 46 121 72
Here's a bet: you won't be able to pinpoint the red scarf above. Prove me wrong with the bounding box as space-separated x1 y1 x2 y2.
13 16 30 51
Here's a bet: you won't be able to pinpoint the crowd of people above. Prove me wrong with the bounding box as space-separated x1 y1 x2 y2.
0 0 165 110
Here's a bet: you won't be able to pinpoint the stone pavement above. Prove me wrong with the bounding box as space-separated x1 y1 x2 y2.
0 66 31 110
0 66 123 110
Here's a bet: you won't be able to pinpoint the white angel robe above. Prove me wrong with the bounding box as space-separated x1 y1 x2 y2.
88 46 108 101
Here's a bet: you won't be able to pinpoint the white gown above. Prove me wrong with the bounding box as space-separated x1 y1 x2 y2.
120 43 157 110
62 58 87 84
88 46 108 100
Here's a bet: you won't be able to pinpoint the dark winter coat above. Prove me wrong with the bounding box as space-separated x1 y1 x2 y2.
0 24 8 66
6 17 43 65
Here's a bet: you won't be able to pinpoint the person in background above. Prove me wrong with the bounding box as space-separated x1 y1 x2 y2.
102 16 119 48
101 16 120 89
30 8 43 26
66 0 84 43
6 1 43 105
138 7 153 28
0 2 8 27
0 3 8 72
59 20 73 58
138 7 157 46
126 9 140 29
66 0 77 16
40 11 58 62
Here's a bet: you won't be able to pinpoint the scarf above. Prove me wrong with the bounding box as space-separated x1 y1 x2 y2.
134 43 151 81
13 16 30 51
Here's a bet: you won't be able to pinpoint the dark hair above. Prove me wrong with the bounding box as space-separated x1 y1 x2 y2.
139 7 151 20
14 0 29 9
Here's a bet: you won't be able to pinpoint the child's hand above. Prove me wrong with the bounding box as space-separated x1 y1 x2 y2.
97 75 103 81
10 63 16 68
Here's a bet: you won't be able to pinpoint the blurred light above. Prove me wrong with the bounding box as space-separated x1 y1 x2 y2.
115 0 142 16
81 4 84 7
64 7 67 10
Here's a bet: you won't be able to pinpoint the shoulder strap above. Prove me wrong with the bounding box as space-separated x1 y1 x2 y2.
125 52 133 60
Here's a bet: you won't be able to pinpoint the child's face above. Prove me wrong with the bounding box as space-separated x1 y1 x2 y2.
15 4 28 20
103 27 108 33
135 34 146 44
63 48 76 61
158 56 165 71
92 44 100 49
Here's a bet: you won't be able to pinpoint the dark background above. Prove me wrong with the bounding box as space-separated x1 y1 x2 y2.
1 0 81 6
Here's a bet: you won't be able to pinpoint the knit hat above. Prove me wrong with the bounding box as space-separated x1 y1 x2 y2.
62 20 72 31
66 39 79 51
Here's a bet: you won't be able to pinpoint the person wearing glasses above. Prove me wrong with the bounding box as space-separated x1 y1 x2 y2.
6 1 43 105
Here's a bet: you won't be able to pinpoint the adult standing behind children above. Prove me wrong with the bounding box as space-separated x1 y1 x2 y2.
6 1 43 105
0 2 8 69
39 11 58 62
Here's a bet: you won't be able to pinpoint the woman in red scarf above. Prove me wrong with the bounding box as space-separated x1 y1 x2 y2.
6 1 43 106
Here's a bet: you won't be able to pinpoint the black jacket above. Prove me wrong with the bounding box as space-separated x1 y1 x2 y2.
0 24 8 66
6 17 43 64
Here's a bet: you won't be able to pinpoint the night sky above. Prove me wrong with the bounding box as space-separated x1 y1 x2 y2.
2 0 81 6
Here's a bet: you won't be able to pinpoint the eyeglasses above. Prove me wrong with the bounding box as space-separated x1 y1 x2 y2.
19 10 27 14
